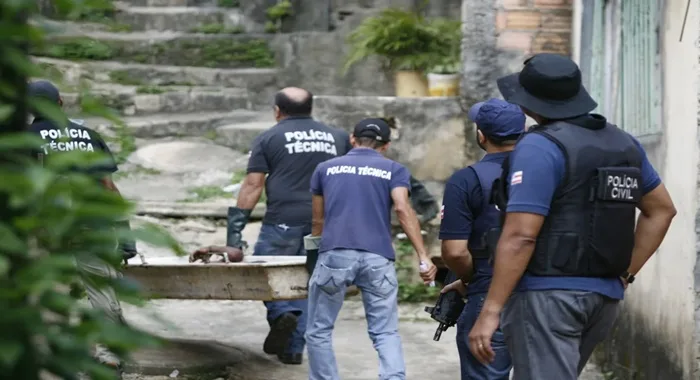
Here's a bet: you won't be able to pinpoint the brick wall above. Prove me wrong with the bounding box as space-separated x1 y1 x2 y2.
495 0 573 56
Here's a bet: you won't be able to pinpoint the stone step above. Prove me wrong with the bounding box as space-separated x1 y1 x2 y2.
115 6 252 33
60 83 253 116
35 30 277 69
34 57 278 93
85 110 273 152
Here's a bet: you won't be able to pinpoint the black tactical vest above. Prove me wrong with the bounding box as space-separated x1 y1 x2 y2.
494 121 643 278
469 159 508 260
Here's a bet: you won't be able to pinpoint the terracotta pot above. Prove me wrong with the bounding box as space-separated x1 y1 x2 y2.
427 73 461 97
394 70 429 97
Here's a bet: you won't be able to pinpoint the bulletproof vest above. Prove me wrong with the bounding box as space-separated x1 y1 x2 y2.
496 121 643 278
468 160 507 259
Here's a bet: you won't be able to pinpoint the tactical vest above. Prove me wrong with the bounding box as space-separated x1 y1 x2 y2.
468 159 508 260
494 121 642 278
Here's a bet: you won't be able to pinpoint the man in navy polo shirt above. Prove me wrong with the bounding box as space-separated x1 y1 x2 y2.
468 54 677 379
305 118 437 380
440 98 526 380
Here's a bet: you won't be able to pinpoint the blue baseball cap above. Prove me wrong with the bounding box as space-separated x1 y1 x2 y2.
28 80 61 103
468 98 526 140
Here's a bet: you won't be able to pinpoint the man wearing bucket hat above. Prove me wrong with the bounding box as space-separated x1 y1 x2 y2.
467 54 676 379
305 118 437 380
439 98 526 380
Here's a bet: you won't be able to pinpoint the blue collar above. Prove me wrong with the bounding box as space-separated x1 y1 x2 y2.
347 147 382 156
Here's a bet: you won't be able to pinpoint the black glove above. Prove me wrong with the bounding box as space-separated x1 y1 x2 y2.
304 235 321 276
409 176 439 223
227 207 252 249
116 219 138 261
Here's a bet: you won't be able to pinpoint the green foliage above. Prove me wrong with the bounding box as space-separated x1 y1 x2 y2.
176 39 276 68
108 70 143 86
54 0 117 22
0 0 187 377
427 19 462 74
190 23 244 34
184 185 229 201
135 85 165 94
343 9 461 74
38 38 114 61
265 0 293 33
217 0 240 8
394 239 439 303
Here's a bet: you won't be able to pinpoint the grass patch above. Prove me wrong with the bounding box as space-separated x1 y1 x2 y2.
135 85 165 94
36 38 114 60
394 239 440 303
203 130 218 140
190 23 244 34
217 0 240 7
54 0 116 22
108 70 143 86
184 185 229 202
114 165 161 179
173 39 276 68
106 22 132 33
36 62 65 83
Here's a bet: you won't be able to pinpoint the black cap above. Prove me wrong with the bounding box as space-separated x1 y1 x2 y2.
28 80 61 103
353 118 391 142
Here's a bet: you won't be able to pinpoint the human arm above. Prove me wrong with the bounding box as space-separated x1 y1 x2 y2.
391 166 437 282
439 169 481 282
310 166 324 236
624 139 676 283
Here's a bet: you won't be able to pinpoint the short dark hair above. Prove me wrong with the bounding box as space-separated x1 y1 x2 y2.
478 129 520 146
355 137 387 149
274 90 313 116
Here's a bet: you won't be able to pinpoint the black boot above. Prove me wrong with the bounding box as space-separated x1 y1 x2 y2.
226 207 251 248
277 352 303 365
263 312 298 355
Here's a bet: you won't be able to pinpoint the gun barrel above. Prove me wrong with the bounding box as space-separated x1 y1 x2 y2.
433 323 447 341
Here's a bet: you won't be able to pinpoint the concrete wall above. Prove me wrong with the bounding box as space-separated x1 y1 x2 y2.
312 95 480 188
593 1 700 379
461 0 574 105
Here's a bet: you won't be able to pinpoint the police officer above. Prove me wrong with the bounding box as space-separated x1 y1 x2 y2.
305 118 437 380
27 80 138 376
227 87 352 365
439 98 525 380
468 54 677 380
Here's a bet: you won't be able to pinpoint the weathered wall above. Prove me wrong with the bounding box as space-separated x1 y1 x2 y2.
269 0 461 96
595 1 700 379
461 0 573 105
312 95 480 186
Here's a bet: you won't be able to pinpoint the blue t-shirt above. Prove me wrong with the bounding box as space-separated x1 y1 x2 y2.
439 152 514 295
310 147 411 260
507 122 662 300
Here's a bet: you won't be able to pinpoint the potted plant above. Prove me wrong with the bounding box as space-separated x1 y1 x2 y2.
343 8 437 97
427 19 462 97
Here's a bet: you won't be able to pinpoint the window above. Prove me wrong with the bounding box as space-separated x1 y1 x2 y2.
578 0 663 137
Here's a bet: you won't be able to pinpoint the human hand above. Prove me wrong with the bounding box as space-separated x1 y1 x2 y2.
468 308 501 365
620 277 629 290
441 279 467 296
418 259 437 285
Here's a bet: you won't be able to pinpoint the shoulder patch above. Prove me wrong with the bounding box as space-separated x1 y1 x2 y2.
440 204 445 219
511 170 523 185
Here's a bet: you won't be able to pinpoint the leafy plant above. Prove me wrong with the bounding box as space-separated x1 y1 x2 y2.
53 0 117 22
190 23 244 34
343 8 439 74
39 38 114 60
135 85 165 94
427 19 462 74
265 0 293 33
1 0 185 379
217 0 240 8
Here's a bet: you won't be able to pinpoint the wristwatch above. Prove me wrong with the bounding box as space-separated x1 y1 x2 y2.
621 271 636 284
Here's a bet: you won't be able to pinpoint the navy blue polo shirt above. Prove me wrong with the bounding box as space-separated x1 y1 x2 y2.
439 152 510 295
310 147 411 260
507 114 662 300
247 116 352 225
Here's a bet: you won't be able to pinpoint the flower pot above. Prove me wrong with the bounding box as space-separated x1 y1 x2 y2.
427 72 461 97
394 70 429 98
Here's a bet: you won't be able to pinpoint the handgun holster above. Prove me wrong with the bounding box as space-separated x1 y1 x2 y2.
227 207 251 249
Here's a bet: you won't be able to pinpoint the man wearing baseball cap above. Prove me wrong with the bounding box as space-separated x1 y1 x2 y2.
439 98 526 379
27 80 139 377
305 118 437 380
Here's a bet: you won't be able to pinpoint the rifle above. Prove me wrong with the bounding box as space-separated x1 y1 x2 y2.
424 270 465 341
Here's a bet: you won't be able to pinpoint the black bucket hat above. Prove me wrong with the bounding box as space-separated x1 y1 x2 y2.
496 53 598 120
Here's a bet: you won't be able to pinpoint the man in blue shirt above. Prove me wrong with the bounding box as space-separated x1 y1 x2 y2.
468 54 677 380
306 118 437 380
440 98 526 380
227 87 352 365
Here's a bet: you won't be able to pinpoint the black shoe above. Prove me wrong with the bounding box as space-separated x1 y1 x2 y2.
263 313 299 355
278 352 303 365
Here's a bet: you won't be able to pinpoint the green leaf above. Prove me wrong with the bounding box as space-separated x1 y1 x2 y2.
0 341 24 368
0 222 26 255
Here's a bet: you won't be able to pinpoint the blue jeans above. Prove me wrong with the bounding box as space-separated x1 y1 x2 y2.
456 294 512 380
254 223 310 354
306 249 405 380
